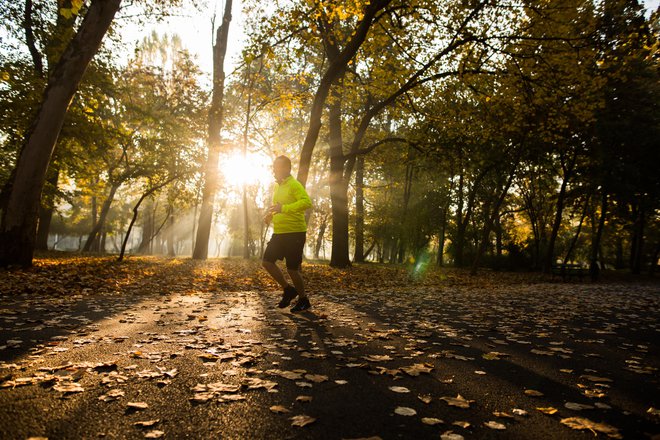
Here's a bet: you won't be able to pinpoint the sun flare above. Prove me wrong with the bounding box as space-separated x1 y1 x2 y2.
219 151 274 188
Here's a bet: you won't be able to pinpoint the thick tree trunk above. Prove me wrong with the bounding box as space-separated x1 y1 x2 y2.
0 0 122 267
137 198 154 254
353 155 365 263
35 164 60 250
328 84 351 268
193 0 232 260
83 183 119 252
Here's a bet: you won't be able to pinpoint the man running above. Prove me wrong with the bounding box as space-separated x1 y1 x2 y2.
261 155 312 312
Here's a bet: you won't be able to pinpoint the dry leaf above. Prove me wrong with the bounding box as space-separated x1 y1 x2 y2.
421 417 443 425
524 389 544 397
484 421 506 430
512 408 528 416
440 431 465 440
53 382 84 393
290 415 316 427
144 430 164 438
564 402 594 411
127 402 149 410
418 394 432 404
304 374 328 383
296 395 313 402
536 407 558 415
134 420 160 427
560 417 622 439
394 407 417 416
270 405 291 414
440 395 473 409
452 421 470 428
389 386 410 393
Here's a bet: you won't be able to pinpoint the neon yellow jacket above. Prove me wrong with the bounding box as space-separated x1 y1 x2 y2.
272 175 312 233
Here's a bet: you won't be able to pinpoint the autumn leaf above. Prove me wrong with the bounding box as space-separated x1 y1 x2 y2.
560 417 622 439
290 415 316 427
536 407 558 415
388 386 410 393
270 405 290 414
421 417 443 425
394 407 417 416
440 395 473 409
524 389 544 397
484 421 506 430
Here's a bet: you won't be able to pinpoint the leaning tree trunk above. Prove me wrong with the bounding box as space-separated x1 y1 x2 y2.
296 0 393 187
193 0 232 260
0 0 122 267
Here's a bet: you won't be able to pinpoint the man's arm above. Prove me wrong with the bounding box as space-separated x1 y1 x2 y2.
281 181 312 213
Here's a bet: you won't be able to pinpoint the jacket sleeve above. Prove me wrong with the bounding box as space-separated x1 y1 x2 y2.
281 180 312 213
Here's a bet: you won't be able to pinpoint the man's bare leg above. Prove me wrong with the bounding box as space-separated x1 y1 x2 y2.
287 269 306 299
262 261 289 289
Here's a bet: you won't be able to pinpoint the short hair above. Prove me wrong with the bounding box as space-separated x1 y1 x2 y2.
274 155 291 170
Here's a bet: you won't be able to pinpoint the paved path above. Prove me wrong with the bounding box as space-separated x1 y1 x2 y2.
1 264 659 439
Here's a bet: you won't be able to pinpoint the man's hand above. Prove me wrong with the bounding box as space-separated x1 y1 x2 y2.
268 203 282 214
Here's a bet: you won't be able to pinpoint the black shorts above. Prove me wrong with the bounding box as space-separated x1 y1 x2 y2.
262 232 306 270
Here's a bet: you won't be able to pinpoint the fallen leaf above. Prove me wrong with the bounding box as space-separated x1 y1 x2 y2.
144 430 164 439
290 415 316 427
452 421 470 428
270 405 291 414
440 395 473 409
296 395 313 403
389 386 410 393
440 431 465 440
53 382 84 393
394 407 417 416
127 402 149 410
421 417 443 425
493 411 514 418
564 402 595 411
418 394 432 404
134 420 160 427
560 417 622 439
524 389 544 397
304 374 328 383
512 408 528 416
484 421 506 430
536 407 558 415
580 375 613 383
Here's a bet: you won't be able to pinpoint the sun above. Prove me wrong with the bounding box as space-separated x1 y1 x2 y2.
219 150 273 188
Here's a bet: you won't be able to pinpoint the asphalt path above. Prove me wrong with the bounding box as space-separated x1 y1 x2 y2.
0 276 658 439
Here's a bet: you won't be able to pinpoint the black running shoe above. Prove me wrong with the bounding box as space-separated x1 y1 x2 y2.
278 285 298 308
290 297 311 312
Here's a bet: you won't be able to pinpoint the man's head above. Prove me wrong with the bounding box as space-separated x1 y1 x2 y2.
273 155 292 182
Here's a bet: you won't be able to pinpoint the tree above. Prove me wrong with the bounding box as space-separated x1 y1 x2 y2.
193 0 233 260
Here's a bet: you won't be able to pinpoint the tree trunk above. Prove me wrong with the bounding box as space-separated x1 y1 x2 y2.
470 164 516 275
630 202 645 275
353 155 365 263
314 215 327 260
563 193 591 265
193 0 232 260
589 191 607 280
35 163 60 250
296 0 393 187
83 183 119 252
0 0 122 267
544 149 578 273
137 198 154 254
167 212 175 257
328 83 351 268
437 206 447 267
